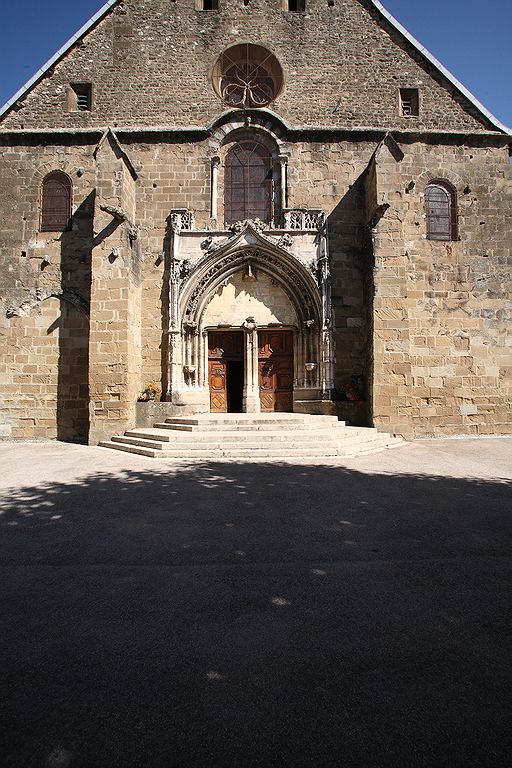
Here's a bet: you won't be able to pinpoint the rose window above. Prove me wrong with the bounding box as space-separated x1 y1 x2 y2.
213 45 283 109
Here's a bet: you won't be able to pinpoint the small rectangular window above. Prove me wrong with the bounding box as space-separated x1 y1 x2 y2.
201 0 219 9
400 88 419 117
288 0 306 10
69 83 92 112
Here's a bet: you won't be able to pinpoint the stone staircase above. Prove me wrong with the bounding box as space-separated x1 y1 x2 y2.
99 414 405 460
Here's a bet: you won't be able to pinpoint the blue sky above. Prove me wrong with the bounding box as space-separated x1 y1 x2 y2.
0 0 510 128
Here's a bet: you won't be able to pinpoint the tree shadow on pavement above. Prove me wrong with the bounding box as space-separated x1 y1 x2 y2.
0 461 511 768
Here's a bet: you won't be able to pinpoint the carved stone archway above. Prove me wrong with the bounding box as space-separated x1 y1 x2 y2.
167 221 334 414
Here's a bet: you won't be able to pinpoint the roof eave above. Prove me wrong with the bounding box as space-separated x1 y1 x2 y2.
1 0 510 137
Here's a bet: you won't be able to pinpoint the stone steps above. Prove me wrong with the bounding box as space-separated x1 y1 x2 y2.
123 427 351 443
152 414 339 432
99 413 404 460
111 433 389 451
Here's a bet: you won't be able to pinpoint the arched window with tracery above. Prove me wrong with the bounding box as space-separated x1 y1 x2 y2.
425 180 457 241
41 171 72 232
224 141 273 225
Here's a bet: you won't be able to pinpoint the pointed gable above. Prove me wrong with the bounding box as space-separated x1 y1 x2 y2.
0 0 508 135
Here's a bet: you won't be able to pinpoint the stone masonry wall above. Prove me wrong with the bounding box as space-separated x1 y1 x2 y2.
1 129 510 441
203 271 298 327
88 134 141 444
1 0 492 133
129 133 510 439
0 298 89 440
370 140 511 438
131 135 374 403
0 140 93 441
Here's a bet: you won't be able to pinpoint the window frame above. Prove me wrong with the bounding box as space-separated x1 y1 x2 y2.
223 140 274 226
286 0 306 11
40 171 73 233
424 180 458 242
212 44 283 109
68 82 93 112
399 88 419 118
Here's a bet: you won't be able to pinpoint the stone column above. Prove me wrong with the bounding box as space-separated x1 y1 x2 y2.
201 330 209 387
322 328 335 392
278 154 288 224
242 318 260 413
191 331 199 388
210 156 220 224
168 330 181 396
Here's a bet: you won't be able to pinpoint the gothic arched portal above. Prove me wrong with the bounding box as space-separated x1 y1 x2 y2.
169 242 332 414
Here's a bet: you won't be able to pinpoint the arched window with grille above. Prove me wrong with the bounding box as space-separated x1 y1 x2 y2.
224 141 273 225
41 171 72 232
425 181 457 241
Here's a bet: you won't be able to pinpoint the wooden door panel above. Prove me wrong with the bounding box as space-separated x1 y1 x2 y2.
274 358 293 412
259 360 275 412
258 331 293 357
258 331 293 412
209 360 227 412
208 332 243 360
275 363 293 389
260 393 275 411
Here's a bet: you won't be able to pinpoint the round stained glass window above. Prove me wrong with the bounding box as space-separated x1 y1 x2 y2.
213 44 283 109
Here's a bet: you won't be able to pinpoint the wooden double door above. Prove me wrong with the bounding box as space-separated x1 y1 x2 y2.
208 329 294 413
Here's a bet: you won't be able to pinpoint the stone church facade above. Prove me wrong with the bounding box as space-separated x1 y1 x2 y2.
0 0 510 444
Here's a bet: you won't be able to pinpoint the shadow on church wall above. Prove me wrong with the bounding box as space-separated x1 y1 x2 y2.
327 169 373 426
55 191 94 441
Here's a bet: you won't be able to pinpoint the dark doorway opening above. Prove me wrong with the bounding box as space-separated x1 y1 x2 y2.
226 360 244 413
208 331 245 413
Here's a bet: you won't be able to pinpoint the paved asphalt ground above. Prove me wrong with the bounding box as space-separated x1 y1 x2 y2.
0 438 511 768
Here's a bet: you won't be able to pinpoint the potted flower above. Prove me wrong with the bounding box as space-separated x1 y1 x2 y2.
342 382 363 402
333 380 366 425
138 382 161 402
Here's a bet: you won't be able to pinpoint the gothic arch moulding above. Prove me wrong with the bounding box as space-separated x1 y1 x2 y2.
179 246 322 330
415 168 465 196
208 111 290 155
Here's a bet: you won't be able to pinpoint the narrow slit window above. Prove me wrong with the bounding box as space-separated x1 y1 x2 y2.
425 181 457 241
400 88 419 117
